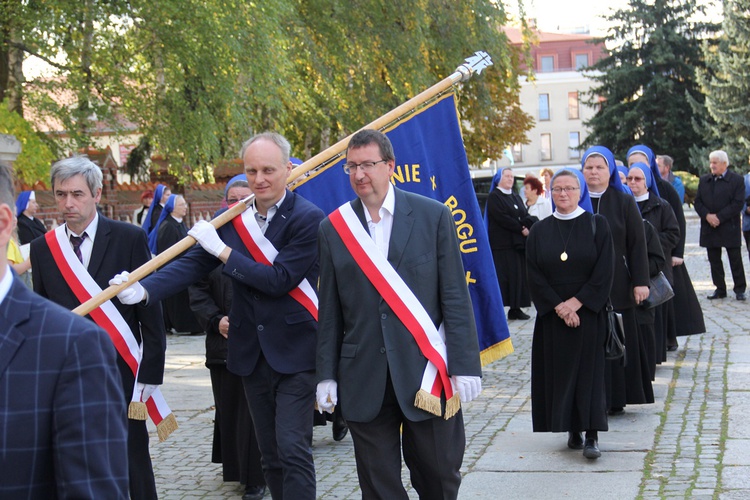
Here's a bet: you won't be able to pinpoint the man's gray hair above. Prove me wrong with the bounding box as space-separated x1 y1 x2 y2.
657 155 673 169
709 150 729 165
0 161 14 210
50 156 103 196
240 132 291 165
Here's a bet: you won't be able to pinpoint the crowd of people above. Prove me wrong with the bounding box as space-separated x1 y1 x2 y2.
485 144 750 461
3 132 750 498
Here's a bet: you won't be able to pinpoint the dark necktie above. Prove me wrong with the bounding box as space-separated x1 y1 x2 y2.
70 233 87 263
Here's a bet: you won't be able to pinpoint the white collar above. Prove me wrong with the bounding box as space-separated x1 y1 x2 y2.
634 192 650 202
65 212 99 241
588 189 606 199
497 186 512 195
0 264 13 305
365 184 395 224
553 206 586 220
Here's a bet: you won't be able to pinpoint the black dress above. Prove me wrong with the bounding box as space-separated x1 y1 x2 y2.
188 266 264 487
527 212 614 433
17 215 47 245
486 189 536 309
156 216 202 333
591 190 653 408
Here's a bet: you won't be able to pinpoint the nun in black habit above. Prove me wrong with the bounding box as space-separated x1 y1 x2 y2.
486 167 537 320
582 146 653 412
627 145 705 341
528 168 613 459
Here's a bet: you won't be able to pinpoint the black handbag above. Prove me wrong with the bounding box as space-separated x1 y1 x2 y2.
640 271 675 309
605 301 626 365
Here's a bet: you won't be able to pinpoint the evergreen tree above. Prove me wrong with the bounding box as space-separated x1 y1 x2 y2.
583 0 718 173
696 0 750 170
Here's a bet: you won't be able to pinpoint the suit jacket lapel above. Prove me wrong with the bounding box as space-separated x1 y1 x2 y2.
0 276 31 380
387 188 414 269
87 216 111 278
263 190 293 243
351 198 370 235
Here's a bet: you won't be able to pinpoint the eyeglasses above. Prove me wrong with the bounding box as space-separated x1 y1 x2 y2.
626 176 645 182
550 187 580 194
343 159 387 174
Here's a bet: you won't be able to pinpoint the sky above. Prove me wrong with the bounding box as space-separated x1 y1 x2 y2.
511 0 722 36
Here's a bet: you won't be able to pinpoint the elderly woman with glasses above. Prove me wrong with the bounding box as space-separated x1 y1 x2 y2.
527 168 614 459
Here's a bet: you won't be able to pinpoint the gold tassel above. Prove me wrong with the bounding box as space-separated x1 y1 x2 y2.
480 338 515 367
128 401 148 421
444 393 461 420
414 389 442 417
156 413 179 442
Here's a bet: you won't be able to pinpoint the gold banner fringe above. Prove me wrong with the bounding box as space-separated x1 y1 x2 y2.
480 338 514 367
156 413 178 442
414 389 442 417
444 393 461 420
127 401 148 421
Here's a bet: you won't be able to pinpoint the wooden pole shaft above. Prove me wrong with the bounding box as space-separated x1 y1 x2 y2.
73 66 469 317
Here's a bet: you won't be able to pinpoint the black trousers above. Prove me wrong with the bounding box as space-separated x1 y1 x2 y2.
346 374 465 500
707 246 746 293
242 356 316 500
128 418 157 500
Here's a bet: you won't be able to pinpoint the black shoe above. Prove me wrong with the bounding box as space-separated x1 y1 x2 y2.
582 438 601 459
736 292 747 301
667 344 678 352
332 413 348 442
608 407 624 416
507 308 531 320
567 431 584 450
707 290 727 300
242 485 266 500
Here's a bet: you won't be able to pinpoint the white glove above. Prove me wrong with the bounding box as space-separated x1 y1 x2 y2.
109 271 146 305
452 375 482 403
137 382 159 402
316 379 337 414
188 220 227 258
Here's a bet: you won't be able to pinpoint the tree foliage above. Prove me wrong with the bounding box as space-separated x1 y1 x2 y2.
583 0 718 173
0 99 56 185
2 0 531 184
695 0 750 169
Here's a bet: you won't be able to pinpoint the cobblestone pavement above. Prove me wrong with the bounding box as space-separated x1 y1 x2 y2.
148 210 750 499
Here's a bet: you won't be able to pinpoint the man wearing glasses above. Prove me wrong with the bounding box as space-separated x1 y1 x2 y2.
112 132 325 500
316 129 482 499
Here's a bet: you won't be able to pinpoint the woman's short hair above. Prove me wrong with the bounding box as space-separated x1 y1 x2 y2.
539 167 554 178
551 169 580 188
523 176 544 195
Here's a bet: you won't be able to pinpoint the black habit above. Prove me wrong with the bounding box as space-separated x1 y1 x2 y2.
156 216 202 333
527 212 614 433
486 189 536 309
591 189 653 408
17 215 47 245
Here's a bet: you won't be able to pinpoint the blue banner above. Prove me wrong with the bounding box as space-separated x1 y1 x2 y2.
294 93 512 364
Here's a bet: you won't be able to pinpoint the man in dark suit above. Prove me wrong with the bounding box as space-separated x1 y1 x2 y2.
113 132 325 500
29 156 166 499
694 150 747 301
0 162 129 498
315 130 483 499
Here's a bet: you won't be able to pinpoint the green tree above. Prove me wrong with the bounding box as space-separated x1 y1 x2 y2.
696 0 750 169
583 0 718 172
0 99 55 185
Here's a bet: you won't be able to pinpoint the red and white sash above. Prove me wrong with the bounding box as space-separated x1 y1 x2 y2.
45 226 177 440
231 207 318 320
328 202 459 419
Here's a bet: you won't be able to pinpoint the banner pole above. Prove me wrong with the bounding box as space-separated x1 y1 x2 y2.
72 51 493 317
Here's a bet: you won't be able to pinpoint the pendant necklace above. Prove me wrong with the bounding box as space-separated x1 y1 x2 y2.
556 217 578 262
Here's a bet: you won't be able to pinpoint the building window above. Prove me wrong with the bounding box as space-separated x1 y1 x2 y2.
569 132 581 159
568 92 580 120
540 55 555 73
540 133 552 161
539 94 550 121
575 53 589 70
511 143 523 163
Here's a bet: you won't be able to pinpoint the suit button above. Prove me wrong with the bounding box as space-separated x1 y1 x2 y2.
381 313 387 320
380 347 386 354
257 325 264 332
254 294 260 300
